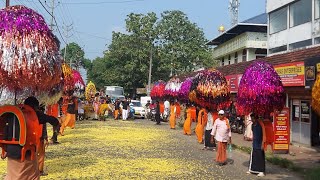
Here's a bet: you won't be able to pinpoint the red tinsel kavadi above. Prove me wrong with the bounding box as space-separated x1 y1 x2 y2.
0 5 61 92
237 61 285 116
150 81 166 100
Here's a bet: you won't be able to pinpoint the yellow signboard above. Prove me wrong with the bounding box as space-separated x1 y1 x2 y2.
317 63 320 72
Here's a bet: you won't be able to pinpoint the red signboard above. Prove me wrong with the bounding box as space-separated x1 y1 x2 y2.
225 74 242 93
274 62 305 87
273 108 290 151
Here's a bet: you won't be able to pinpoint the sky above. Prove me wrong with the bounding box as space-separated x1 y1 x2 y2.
1 0 265 60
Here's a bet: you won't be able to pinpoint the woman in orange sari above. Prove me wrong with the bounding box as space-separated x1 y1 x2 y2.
169 100 176 129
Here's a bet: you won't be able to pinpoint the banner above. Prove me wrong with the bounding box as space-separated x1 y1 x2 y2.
274 62 305 87
225 74 242 93
273 108 290 151
305 57 320 89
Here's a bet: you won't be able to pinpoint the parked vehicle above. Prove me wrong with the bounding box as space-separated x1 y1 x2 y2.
105 86 125 101
130 100 146 119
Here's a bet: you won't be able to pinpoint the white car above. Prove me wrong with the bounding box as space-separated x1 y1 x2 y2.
130 100 146 118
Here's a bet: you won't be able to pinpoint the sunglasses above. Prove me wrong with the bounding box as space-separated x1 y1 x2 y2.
219 114 224 115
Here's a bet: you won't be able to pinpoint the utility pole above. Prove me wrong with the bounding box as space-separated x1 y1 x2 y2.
6 0 9 7
45 0 60 31
63 23 73 66
147 46 153 96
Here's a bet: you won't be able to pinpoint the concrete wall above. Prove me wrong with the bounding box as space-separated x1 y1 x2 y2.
267 0 295 13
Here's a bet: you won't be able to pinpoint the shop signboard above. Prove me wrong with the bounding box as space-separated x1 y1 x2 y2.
273 108 290 152
274 62 305 87
225 74 242 93
305 56 320 89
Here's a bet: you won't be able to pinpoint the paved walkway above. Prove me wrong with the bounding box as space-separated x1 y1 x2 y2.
231 132 320 170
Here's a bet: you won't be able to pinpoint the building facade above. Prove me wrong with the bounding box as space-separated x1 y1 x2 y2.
267 0 320 54
207 13 268 67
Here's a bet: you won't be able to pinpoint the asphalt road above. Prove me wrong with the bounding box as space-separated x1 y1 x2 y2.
0 118 302 179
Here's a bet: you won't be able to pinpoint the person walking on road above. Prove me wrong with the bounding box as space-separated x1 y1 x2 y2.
155 101 161 125
122 99 129 120
169 100 176 129
210 110 231 166
203 110 217 150
195 108 207 144
247 114 266 177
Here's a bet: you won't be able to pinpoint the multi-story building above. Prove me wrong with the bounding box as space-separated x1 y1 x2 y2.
267 0 320 54
207 13 268 67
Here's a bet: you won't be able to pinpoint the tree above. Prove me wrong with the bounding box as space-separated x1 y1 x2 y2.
157 10 211 74
61 42 85 70
87 10 213 95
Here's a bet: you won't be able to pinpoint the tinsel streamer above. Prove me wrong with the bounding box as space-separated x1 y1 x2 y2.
312 75 320 116
189 69 231 111
150 81 166 100
164 77 181 99
237 61 285 116
0 5 61 92
178 78 193 102
72 70 85 90
62 63 74 92
85 81 96 100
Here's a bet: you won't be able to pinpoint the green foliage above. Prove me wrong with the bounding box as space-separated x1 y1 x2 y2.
87 10 212 95
306 166 320 180
61 42 85 70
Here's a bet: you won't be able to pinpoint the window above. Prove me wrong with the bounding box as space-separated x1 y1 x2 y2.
228 55 231 65
255 49 267 59
316 0 320 19
234 52 238 64
315 37 320 44
221 57 225 66
290 0 312 27
242 49 247 62
269 45 287 54
289 39 312 50
270 6 287 34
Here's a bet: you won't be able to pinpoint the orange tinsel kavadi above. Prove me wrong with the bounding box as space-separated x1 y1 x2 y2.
189 69 231 111
0 5 61 92
312 75 320 116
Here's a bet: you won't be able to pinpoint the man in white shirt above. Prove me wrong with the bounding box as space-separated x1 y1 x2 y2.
163 99 170 119
211 110 231 166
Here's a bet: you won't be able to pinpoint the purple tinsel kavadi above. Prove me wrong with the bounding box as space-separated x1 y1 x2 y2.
178 77 193 101
237 61 285 116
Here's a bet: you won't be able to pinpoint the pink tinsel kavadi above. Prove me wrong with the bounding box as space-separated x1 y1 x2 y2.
150 81 166 100
178 77 193 102
0 5 61 91
237 61 285 116
72 70 85 90
164 77 181 99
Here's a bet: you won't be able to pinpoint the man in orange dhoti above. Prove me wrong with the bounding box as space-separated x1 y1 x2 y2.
169 100 176 129
183 105 191 135
195 108 207 143
211 110 231 166
60 97 76 135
